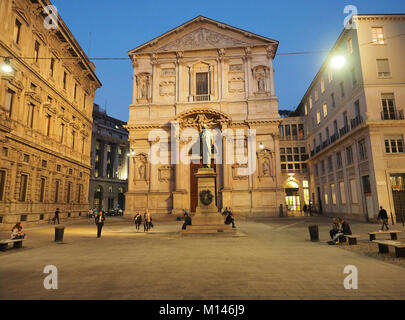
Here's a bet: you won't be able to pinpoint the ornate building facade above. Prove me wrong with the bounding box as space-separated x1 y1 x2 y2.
0 0 101 229
126 16 284 218
89 104 129 212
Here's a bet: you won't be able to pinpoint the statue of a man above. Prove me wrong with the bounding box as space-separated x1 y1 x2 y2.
199 124 214 168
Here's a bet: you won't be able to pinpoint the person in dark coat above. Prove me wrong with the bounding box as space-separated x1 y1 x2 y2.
95 211 105 238
182 210 192 230
134 211 142 231
329 217 352 245
53 208 60 224
329 218 339 239
377 206 389 230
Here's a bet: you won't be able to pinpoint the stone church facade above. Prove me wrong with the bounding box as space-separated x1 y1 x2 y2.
126 16 284 218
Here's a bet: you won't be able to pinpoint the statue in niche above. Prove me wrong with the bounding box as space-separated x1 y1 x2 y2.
138 163 146 180
258 77 265 92
262 161 270 176
141 83 147 98
199 123 214 168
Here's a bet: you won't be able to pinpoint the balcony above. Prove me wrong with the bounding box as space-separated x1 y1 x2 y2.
381 109 404 120
322 139 330 149
350 115 363 129
339 124 350 137
330 132 339 144
310 149 315 157
194 95 210 102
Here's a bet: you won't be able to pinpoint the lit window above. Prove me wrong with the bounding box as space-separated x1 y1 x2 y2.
339 181 346 204
323 103 328 118
34 41 40 63
320 78 325 93
304 104 308 115
309 96 313 109
316 110 321 124
372 27 384 44
385 139 404 153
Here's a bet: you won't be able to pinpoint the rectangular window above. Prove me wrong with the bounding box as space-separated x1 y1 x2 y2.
321 160 325 175
377 59 391 77
74 83 77 100
328 69 333 83
196 72 208 95
83 94 87 109
372 27 384 44
324 185 329 205
55 180 60 203
339 181 346 204
314 89 319 101
350 179 358 203
323 103 328 118
351 68 357 87
358 139 367 160
340 81 345 98
63 71 67 90
316 110 321 125
67 182 72 203
14 19 22 44
78 184 83 203
27 103 35 128
304 104 308 115
346 146 353 165
46 114 51 137
309 96 313 109
39 177 45 202
331 93 335 108
72 130 76 149
321 78 325 93
0 170 5 201
4 88 15 116
34 41 40 63
331 184 337 205
385 139 404 153
314 164 319 177
285 125 291 137
19 174 28 202
50 58 55 77
347 38 353 54
60 123 65 143
381 94 396 120
328 156 333 172
336 151 342 168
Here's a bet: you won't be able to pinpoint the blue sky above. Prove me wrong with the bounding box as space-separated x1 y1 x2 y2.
51 0 405 121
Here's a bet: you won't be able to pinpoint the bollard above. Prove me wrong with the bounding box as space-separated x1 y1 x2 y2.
55 226 65 242
308 225 319 242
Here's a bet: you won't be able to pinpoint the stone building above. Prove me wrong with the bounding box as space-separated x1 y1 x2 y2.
294 14 405 222
89 104 129 212
125 16 284 218
0 0 101 229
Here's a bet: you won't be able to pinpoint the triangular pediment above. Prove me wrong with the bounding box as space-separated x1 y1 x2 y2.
128 16 278 55
157 27 249 52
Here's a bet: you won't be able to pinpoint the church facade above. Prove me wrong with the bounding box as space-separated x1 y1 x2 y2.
125 16 284 218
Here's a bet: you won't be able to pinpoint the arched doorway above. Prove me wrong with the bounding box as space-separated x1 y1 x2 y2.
94 185 103 211
285 179 301 214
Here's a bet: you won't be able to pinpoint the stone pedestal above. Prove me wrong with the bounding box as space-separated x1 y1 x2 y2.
182 168 234 234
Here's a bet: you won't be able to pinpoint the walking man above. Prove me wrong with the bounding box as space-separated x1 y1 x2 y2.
95 210 105 238
53 208 60 224
377 206 389 231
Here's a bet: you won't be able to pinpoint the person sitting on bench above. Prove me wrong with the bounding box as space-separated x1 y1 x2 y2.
11 222 25 240
182 210 192 230
329 218 339 240
225 209 236 228
329 218 352 245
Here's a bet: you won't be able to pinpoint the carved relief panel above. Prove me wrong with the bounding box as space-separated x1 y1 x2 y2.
134 153 148 182
158 165 172 182
159 67 176 97
228 63 245 94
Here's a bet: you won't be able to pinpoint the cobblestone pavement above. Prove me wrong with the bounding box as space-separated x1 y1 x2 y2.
0 216 404 300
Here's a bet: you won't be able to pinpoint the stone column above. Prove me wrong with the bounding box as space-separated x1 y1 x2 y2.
113 144 119 179
102 143 108 178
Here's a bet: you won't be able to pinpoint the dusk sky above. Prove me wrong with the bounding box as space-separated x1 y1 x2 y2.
52 0 405 122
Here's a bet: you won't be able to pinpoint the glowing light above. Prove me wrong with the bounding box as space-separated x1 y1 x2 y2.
1 57 13 73
259 142 264 150
330 55 346 70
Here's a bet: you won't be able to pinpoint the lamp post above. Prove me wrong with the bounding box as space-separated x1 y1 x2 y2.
1 57 13 74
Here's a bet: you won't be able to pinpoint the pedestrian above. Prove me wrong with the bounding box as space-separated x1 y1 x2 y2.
95 210 105 238
134 211 142 231
303 204 308 216
53 208 60 224
377 206 389 231
143 211 149 232
145 210 152 231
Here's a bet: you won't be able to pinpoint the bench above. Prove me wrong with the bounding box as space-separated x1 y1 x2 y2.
345 234 360 245
372 240 405 258
368 230 402 241
0 238 26 251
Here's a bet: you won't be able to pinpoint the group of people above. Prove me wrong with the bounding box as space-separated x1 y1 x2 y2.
328 217 352 245
134 210 153 232
11 222 26 240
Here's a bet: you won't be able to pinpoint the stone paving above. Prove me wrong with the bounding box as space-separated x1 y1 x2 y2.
0 216 404 300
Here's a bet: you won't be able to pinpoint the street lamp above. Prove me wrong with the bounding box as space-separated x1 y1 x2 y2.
259 142 264 150
330 55 346 70
1 57 13 74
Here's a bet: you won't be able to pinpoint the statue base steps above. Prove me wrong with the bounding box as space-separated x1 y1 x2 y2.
182 224 235 234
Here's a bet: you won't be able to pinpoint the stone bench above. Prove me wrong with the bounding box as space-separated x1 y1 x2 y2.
345 234 360 245
0 238 26 251
368 230 402 241
372 240 405 258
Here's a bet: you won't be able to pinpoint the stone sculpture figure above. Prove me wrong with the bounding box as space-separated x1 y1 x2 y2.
199 124 214 168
